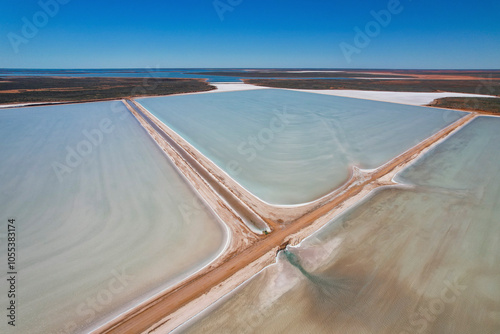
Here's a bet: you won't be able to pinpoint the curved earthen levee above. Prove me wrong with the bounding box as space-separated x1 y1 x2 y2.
92 97 478 334
129 99 362 225
126 100 272 233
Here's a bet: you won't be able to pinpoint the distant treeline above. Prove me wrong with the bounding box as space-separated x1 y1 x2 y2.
428 97 500 114
0 77 215 104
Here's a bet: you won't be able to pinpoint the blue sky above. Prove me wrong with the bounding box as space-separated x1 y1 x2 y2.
0 0 499 69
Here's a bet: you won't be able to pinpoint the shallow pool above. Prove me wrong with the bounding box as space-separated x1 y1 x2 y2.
0 101 225 334
180 116 500 334
137 89 465 204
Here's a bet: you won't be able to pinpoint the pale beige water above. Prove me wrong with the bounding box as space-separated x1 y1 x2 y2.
0 101 225 334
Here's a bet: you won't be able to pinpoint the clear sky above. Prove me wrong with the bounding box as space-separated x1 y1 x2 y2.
0 0 499 69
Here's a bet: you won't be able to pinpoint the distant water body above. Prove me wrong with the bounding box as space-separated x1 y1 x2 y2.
0 68 242 82
0 68 356 82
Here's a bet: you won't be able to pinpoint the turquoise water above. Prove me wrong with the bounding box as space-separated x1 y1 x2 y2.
137 89 465 205
396 116 500 189
0 101 225 334
179 116 500 334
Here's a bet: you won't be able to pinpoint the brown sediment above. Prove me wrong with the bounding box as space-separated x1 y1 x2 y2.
93 96 477 334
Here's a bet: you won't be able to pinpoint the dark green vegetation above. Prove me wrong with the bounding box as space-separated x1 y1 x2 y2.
246 78 500 96
0 77 215 104
428 97 500 113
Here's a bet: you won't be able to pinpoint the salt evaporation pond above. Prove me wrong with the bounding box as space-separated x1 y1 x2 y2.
137 89 465 205
0 101 225 333
180 116 500 334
